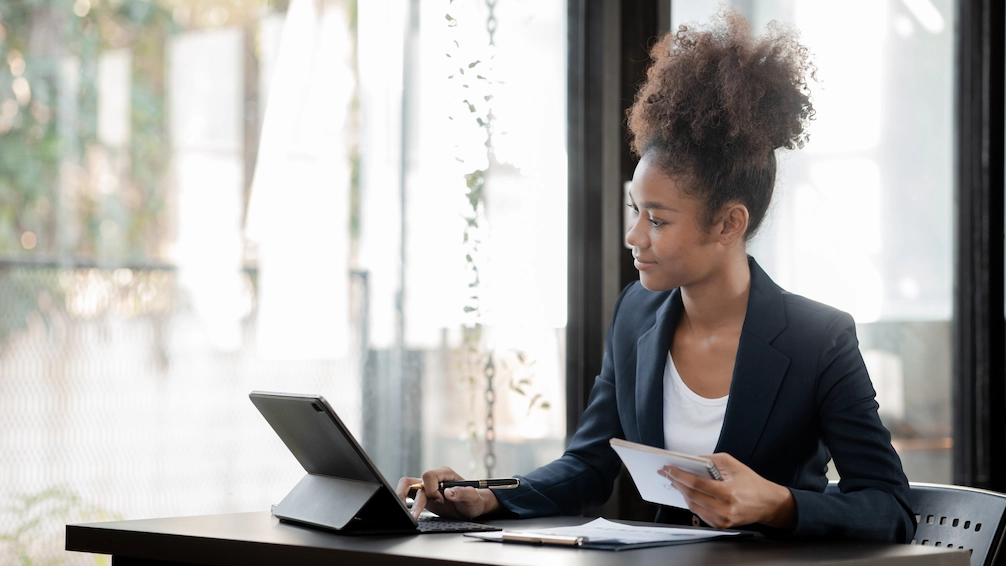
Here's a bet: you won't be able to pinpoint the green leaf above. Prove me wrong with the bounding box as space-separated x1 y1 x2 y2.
445 14 455 21
468 60 481 68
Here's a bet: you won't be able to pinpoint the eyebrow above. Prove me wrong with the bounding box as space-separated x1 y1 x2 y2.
639 200 679 213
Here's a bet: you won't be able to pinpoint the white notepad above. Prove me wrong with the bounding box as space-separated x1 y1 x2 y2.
609 438 723 509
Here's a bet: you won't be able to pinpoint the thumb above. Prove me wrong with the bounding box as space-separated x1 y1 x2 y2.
443 487 479 509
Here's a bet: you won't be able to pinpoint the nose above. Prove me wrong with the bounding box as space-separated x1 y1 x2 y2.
625 214 647 250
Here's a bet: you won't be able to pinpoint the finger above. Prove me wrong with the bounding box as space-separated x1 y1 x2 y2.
444 486 478 504
666 478 726 527
688 500 727 529
666 466 724 499
443 487 480 518
705 453 738 478
396 476 421 502
420 470 452 504
412 489 428 519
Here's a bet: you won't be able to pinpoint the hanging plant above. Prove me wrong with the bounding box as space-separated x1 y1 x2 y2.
444 0 548 478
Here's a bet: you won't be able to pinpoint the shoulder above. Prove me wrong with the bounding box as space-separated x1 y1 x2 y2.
746 257 856 348
780 291 856 334
771 290 862 374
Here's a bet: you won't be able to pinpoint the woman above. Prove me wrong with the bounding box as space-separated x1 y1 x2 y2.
397 10 915 542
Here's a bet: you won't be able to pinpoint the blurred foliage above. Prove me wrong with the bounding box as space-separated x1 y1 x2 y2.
0 266 62 348
0 486 118 565
0 0 178 261
0 0 280 342
0 0 282 264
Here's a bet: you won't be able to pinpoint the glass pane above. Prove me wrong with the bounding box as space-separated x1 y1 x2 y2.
0 0 566 561
672 0 954 483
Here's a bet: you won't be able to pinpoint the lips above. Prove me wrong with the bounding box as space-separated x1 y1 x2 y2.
633 257 656 271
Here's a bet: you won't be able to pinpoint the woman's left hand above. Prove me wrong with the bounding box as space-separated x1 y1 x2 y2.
660 453 797 530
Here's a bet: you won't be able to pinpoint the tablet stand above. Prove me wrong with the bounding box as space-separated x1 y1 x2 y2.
272 473 416 533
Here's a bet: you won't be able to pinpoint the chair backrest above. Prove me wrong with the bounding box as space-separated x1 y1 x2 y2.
825 481 1006 566
908 483 1006 566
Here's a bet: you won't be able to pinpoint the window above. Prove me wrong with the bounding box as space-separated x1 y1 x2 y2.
0 0 566 561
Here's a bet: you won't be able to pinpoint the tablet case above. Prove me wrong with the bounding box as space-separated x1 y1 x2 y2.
250 391 418 533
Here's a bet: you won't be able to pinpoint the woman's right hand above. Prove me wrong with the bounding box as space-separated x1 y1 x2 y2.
396 466 501 520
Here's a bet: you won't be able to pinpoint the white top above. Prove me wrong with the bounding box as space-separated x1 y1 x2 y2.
663 352 729 456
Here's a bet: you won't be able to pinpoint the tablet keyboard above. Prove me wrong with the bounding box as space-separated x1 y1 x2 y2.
416 516 502 533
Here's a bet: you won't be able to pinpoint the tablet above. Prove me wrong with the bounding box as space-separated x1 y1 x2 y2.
249 391 500 534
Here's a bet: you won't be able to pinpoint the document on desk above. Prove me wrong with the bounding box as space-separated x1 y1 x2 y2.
465 518 743 551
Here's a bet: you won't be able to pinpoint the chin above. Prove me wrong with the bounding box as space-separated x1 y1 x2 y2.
637 274 676 293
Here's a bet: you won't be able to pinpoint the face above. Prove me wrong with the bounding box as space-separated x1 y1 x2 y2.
625 153 725 292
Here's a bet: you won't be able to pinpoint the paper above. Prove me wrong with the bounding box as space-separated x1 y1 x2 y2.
466 517 740 547
610 441 691 509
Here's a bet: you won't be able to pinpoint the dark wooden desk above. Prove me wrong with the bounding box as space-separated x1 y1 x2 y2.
66 512 969 566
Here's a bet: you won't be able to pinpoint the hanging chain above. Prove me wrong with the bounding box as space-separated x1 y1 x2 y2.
482 0 498 478
485 0 497 46
483 352 496 476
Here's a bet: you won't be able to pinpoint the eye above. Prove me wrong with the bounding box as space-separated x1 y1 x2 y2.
627 203 639 216
649 217 664 228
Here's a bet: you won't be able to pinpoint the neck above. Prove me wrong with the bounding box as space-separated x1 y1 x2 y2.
679 253 752 334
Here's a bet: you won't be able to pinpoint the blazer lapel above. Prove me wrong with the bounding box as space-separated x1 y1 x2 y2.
714 259 791 463
635 290 683 448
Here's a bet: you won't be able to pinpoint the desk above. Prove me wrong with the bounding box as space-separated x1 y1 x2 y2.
67 512 969 566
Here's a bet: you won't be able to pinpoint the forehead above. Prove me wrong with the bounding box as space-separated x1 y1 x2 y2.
629 154 696 210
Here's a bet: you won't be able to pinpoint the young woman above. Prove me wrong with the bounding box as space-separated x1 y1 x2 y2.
397 10 915 542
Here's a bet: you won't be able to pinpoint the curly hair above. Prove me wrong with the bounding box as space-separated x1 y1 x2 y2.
626 9 815 238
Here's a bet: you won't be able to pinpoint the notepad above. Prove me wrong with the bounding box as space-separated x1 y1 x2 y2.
609 438 723 509
465 517 743 551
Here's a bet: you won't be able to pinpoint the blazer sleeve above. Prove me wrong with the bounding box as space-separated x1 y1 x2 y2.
492 288 631 517
788 312 916 542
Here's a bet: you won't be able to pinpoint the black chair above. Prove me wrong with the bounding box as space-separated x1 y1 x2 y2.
825 481 1006 565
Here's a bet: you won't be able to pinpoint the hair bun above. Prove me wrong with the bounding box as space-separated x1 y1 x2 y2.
628 9 815 159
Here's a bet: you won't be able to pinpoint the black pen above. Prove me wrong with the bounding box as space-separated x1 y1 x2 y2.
408 478 521 491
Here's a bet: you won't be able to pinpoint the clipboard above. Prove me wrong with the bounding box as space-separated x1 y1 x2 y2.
465 517 747 551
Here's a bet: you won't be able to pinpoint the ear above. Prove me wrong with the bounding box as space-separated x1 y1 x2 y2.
717 203 749 245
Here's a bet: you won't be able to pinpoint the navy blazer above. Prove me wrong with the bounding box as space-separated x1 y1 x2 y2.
494 258 915 542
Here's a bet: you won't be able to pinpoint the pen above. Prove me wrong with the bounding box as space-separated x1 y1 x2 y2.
408 478 521 491
501 533 587 546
